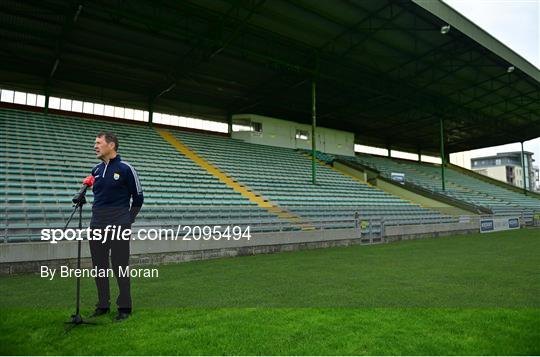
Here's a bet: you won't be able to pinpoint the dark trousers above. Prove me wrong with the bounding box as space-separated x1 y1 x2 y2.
89 225 132 312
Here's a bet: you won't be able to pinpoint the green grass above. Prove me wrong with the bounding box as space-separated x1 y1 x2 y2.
1 229 539 355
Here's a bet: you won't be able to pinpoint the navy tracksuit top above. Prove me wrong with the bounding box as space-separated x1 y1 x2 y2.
90 155 144 227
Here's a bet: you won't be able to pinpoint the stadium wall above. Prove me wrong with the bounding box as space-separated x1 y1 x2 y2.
0 222 480 275
231 114 355 156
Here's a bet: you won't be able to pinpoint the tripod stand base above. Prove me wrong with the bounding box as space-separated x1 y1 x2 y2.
67 313 84 325
64 313 97 332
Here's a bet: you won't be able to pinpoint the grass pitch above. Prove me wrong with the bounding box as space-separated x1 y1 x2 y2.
1 229 539 355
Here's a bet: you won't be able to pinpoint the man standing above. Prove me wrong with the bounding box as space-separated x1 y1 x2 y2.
89 131 143 321
354 211 361 238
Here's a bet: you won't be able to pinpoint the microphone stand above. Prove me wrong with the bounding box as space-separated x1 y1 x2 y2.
64 187 97 332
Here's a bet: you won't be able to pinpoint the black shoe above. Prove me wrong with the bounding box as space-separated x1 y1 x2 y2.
89 308 109 318
114 311 131 322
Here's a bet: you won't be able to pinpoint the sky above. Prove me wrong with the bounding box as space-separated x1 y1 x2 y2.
443 0 540 168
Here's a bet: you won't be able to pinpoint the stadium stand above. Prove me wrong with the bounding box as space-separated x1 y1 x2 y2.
336 153 540 224
1 108 461 242
0 108 296 242
168 129 458 232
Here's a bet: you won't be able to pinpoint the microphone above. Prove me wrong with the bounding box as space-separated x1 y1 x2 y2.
72 175 95 204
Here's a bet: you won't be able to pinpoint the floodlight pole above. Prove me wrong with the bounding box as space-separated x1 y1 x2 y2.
311 79 317 185
520 141 527 195
440 117 446 191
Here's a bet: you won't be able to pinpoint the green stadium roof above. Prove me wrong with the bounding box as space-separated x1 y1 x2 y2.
0 0 539 156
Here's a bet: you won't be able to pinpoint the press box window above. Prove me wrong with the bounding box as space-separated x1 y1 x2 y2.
232 118 252 132
251 122 262 133
296 129 309 140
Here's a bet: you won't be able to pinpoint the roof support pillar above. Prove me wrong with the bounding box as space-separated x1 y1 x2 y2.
44 83 50 115
440 117 446 191
520 141 527 195
148 98 154 126
227 112 233 136
311 78 317 185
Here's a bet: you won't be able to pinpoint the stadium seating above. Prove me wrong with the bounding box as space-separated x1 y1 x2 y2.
339 153 539 223
3 107 495 243
0 108 293 242
170 130 458 231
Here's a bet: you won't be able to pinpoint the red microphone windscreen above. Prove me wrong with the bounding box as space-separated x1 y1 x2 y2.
83 175 95 186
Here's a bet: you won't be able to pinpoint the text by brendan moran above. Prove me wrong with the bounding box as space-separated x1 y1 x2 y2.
40 265 159 280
